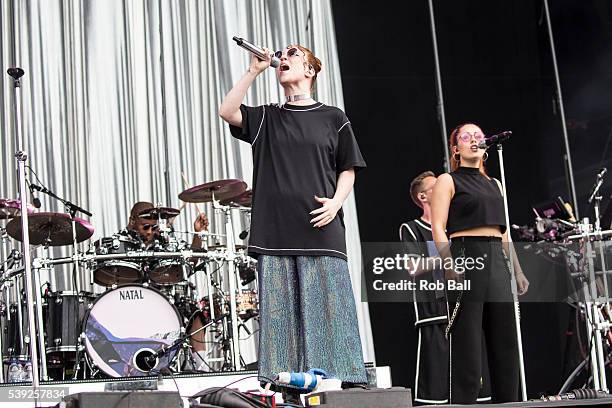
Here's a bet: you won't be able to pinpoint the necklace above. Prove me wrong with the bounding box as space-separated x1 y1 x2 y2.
285 93 311 102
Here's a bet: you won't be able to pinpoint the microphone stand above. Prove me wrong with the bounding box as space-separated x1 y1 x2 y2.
493 142 528 400
7 67 42 389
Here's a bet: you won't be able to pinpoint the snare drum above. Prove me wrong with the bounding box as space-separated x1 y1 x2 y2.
82 284 182 377
92 233 143 286
148 259 190 285
147 239 192 285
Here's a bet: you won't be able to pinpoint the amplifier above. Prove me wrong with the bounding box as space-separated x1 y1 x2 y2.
59 391 182 408
305 387 412 408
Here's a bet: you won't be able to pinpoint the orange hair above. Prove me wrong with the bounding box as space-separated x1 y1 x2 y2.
294 44 322 91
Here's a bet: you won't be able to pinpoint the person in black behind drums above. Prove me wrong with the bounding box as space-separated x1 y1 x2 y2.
125 201 161 246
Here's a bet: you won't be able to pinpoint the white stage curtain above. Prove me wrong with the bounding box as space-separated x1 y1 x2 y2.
0 0 374 365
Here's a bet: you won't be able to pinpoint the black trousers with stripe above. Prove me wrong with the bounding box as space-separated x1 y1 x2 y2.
447 236 520 404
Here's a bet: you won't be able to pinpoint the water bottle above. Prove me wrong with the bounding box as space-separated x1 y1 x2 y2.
7 358 23 383
21 360 32 382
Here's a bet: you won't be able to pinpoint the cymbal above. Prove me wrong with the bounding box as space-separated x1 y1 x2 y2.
138 206 180 220
0 199 34 220
179 179 247 203
220 190 252 208
6 212 94 246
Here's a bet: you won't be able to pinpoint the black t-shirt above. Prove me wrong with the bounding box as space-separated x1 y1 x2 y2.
229 102 366 260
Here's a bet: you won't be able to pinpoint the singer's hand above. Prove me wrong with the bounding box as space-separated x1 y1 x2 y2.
516 272 529 296
194 213 209 232
445 267 464 282
249 47 272 74
310 196 341 228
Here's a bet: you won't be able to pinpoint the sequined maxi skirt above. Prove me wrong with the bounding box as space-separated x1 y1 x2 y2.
257 255 367 384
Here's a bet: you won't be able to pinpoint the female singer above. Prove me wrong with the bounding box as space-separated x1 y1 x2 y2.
218 44 367 394
431 123 529 404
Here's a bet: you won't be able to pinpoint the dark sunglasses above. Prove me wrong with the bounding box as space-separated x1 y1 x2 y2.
142 223 159 231
274 47 301 59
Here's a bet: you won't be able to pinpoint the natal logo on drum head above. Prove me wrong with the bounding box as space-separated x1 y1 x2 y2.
119 288 144 300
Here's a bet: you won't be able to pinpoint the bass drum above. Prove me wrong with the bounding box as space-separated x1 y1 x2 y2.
82 285 182 377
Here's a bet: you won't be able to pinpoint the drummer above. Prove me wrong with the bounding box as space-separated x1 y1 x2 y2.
127 202 160 246
127 201 209 247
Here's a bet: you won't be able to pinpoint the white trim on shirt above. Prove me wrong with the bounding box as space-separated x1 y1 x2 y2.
251 106 266 145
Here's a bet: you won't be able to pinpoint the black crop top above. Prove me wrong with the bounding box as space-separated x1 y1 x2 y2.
446 166 507 235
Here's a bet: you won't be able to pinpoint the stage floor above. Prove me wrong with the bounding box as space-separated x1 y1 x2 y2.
0 366 393 407
0 370 260 407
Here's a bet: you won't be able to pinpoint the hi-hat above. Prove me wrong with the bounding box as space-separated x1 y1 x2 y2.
179 179 247 203
0 199 34 220
220 190 252 208
6 212 94 246
138 206 181 220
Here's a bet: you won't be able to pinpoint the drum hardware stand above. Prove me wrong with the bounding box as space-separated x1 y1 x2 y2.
563 222 612 392
493 141 528 401
141 314 227 373
30 261 48 381
560 169 612 393
32 240 56 382
589 171 611 319
211 192 242 371
1 251 20 377
70 315 87 381
198 231 220 370
0 231 10 383
7 67 42 391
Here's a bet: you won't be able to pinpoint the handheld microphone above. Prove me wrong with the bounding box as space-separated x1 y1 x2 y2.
232 36 280 68
478 131 512 149
27 183 41 209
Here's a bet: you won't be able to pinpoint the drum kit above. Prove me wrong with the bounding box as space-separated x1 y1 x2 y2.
514 171 612 394
0 179 258 382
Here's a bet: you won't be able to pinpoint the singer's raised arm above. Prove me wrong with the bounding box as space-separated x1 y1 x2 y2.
218 51 271 127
